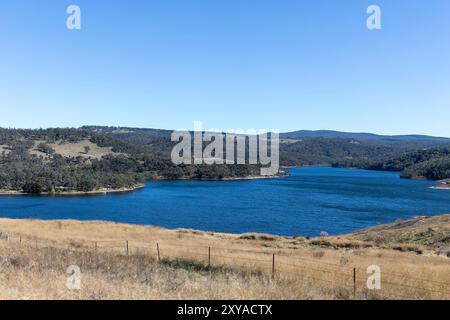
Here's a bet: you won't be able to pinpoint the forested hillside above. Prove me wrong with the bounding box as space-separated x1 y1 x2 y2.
84 126 408 167
278 137 398 166
352 147 450 180
2 126 448 195
281 130 450 148
0 128 260 194
85 126 450 181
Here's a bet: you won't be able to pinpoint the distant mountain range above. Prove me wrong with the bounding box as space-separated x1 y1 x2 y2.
280 130 450 143
84 126 450 143
82 126 450 181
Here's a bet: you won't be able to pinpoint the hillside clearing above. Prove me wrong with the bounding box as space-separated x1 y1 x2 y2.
29 139 121 160
0 144 10 155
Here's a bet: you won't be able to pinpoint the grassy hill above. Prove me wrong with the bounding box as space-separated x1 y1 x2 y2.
0 215 448 299
346 214 450 249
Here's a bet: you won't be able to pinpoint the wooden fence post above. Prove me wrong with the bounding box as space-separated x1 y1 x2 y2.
353 268 356 297
156 242 161 262
94 241 99 269
208 247 211 267
126 240 129 256
272 254 275 279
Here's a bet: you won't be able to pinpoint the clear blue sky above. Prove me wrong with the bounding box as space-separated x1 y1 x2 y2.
1 0 449 136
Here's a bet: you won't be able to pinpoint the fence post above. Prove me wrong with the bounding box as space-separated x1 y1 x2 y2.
208 247 211 267
156 242 161 262
94 241 99 269
272 254 275 279
353 268 356 297
19 236 22 246
126 240 129 256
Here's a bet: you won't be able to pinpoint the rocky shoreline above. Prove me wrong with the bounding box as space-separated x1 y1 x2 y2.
0 173 281 196
430 179 450 190
0 184 145 196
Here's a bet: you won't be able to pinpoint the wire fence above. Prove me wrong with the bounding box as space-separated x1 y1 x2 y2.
1 232 449 299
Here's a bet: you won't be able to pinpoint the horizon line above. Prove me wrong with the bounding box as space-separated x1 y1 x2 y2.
1 125 450 139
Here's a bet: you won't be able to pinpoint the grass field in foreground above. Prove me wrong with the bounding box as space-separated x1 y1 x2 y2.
0 215 449 300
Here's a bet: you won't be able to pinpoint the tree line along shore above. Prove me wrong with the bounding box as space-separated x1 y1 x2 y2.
0 127 449 195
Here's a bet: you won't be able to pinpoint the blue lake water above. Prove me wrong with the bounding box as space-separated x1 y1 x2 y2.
0 167 449 236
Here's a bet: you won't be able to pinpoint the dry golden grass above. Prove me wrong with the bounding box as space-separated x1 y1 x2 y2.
346 214 450 255
0 144 10 155
0 243 351 300
0 217 449 300
29 139 121 160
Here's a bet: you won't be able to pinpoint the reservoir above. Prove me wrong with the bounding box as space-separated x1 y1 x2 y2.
0 167 449 236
